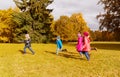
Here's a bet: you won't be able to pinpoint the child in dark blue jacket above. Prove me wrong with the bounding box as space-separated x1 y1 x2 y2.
23 33 35 55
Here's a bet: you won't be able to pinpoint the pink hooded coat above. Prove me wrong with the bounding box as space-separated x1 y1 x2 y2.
76 35 83 52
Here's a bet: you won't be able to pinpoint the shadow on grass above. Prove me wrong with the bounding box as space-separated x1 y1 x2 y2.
91 44 120 51
19 50 24 54
45 51 85 60
19 50 32 54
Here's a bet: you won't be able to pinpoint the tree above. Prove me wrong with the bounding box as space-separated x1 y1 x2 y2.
51 13 90 42
13 0 53 43
89 30 96 41
51 16 70 41
0 8 14 43
97 0 120 41
93 31 102 41
69 13 89 41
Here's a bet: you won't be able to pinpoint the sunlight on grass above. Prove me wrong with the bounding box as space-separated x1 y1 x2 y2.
0 43 120 77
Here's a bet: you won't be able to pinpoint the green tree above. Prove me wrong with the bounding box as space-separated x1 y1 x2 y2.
97 0 120 40
13 0 53 43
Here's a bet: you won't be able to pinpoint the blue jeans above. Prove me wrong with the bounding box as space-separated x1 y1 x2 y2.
81 51 90 61
79 51 83 55
24 46 35 54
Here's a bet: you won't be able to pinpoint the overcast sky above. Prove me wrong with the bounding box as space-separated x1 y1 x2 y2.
0 0 104 30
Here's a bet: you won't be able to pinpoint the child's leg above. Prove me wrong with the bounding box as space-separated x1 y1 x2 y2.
28 47 35 54
79 52 83 58
24 46 27 53
84 52 90 61
56 48 60 55
91 47 97 51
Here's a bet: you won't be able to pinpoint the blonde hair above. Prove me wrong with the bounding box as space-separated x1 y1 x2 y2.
25 34 30 40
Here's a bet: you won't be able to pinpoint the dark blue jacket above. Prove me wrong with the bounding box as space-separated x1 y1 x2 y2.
24 39 31 47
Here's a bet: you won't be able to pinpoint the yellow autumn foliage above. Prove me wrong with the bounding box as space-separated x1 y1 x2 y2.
51 13 90 42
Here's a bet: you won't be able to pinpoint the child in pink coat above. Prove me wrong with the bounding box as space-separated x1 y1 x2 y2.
82 32 91 61
76 33 83 57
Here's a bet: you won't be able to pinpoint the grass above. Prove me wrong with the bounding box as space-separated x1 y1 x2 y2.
0 42 120 77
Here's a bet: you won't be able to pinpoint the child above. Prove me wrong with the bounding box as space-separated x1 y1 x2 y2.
81 32 91 61
23 32 35 55
76 32 83 57
56 36 63 55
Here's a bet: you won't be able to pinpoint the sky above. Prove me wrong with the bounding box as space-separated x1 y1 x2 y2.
0 0 104 30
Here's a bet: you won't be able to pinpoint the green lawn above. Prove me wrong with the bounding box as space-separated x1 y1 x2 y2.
0 42 120 77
